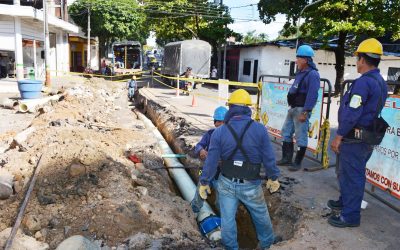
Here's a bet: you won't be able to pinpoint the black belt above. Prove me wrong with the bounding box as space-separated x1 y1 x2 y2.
222 174 248 183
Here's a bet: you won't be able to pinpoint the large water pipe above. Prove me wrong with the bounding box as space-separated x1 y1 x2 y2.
137 112 221 241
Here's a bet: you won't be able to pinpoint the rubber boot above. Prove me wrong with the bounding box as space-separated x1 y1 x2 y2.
277 142 294 166
289 147 307 171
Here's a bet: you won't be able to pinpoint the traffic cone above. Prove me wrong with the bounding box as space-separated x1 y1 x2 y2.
191 94 197 107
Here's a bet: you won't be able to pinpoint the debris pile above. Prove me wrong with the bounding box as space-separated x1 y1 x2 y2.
0 78 211 249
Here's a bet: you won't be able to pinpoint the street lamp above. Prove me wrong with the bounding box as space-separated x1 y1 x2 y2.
295 0 324 49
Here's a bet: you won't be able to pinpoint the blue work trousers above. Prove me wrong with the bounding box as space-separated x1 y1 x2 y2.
217 175 275 250
281 107 310 147
338 142 373 224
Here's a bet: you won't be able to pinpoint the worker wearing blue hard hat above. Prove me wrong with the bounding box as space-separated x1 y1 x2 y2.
191 106 228 213
277 44 321 171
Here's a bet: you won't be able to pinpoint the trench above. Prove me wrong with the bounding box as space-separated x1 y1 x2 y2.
136 92 303 248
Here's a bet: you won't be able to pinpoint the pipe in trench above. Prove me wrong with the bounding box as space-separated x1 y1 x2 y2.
137 111 221 241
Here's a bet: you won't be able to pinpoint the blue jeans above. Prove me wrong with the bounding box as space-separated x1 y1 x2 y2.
281 107 310 147
128 88 135 99
217 175 275 250
338 142 373 224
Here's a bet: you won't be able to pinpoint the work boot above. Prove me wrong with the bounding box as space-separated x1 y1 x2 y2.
327 199 343 210
289 146 307 171
276 142 294 166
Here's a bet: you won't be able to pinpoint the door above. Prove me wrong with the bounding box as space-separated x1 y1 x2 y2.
253 60 258 83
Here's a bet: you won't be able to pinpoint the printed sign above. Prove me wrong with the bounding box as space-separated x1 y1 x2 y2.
366 96 400 199
260 81 324 151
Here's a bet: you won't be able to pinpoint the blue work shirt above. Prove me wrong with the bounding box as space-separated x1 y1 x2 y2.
194 129 215 156
199 115 280 185
288 68 320 111
337 68 388 136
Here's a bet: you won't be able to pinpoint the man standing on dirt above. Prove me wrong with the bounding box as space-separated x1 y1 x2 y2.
198 89 280 249
329 38 388 228
276 45 320 171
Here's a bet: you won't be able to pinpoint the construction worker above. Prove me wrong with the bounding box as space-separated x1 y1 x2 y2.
127 75 137 101
195 106 228 160
199 89 280 249
277 45 320 171
191 106 228 213
328 38 388 227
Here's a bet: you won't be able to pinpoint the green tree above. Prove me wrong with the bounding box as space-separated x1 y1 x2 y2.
258 0 400 94
142 0 238 65
69 0 149 62
242 30 269 44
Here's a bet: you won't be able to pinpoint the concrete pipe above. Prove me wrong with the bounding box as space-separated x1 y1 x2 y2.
1 98 19 109
0 169 14 200
137 112 221 241
18 95 61 113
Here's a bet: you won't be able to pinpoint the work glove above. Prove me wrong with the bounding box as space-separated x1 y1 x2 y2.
198 185 211 200
266 179 280 194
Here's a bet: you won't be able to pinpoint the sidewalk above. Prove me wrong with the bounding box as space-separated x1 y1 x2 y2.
139 80 400 249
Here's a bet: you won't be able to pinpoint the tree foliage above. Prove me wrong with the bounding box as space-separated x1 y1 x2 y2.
258 0 400 94
69 0 149 53
241 30 269 44
142 0 237 47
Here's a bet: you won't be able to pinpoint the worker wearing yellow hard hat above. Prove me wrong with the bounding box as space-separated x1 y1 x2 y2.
198 88 281 248
329 38 388 228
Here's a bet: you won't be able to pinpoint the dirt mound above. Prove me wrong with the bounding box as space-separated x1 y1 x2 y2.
0 78 209 249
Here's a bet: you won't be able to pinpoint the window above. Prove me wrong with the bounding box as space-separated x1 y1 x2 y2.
289 61 296 76
243 60 251 75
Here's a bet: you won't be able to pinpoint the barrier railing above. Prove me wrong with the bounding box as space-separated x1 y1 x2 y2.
257 74 333 171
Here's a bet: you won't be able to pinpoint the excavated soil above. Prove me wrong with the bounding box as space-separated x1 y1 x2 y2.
137 94 303 249
0 78 215 249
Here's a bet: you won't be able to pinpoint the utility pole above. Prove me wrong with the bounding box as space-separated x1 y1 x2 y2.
221 0 227 80
87 5 91 70
44 0 51 87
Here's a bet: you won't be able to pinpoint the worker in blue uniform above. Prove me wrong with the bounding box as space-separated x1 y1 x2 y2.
191 106 228 213
198 89 281 250
277 45 321 171
194 106 228 160
329 38 388 227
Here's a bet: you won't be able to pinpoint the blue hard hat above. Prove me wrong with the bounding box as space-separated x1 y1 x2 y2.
213 106 228 121
296 45 315 57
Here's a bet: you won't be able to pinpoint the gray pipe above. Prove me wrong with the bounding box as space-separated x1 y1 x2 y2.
137 112 221 241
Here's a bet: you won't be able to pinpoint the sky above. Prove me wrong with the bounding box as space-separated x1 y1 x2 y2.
224 0 285 40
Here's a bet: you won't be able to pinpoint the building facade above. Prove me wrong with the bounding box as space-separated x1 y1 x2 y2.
0 0 78 80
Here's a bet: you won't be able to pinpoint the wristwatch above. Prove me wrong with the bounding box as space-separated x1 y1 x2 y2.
302 111 309 116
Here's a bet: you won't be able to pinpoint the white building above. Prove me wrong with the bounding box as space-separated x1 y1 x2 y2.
0 0 78 80
232 42 400 92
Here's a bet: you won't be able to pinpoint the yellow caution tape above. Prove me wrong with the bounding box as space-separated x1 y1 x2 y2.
314 119 331 169
153 71 258 88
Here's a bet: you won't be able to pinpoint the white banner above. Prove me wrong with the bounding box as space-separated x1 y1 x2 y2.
366 95 400 199
260 81 324 152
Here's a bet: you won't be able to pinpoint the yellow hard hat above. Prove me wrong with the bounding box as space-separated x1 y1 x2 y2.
354 38 383 58
228 89 252 106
